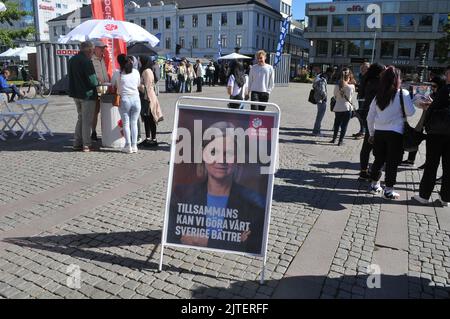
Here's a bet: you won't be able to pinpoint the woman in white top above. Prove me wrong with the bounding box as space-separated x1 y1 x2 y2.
177 61 187 93
113 54 142 154
330 68 356 146
367 66 415 199
227 61 249 109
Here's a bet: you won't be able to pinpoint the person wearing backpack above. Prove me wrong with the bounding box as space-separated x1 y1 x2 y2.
329 68 356 146
413 66 450 207
312 67 334 136
367 66 416 200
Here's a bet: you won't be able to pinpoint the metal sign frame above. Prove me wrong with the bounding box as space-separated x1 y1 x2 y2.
159 96 281 284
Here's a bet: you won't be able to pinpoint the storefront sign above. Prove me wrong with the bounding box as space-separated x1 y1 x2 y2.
309 6 336 13
347 5 364 12
392 60 410 65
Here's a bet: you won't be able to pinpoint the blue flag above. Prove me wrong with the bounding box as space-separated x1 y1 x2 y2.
217 20 222 58
274 15 291 67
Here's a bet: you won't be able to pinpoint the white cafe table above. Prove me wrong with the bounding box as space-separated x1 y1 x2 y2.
16 98 53 140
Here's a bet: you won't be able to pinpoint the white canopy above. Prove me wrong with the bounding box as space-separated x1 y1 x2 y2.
58 19 160 47
218 53 252 60
0 46 36 60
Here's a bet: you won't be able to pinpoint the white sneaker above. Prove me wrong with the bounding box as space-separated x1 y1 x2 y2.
131 146 138 154
384 188 400 200
437 196 449 207
121 146 132 154
369 183 382 194
412 195 430 205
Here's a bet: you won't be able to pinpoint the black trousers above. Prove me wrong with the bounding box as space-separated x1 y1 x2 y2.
359 109 372 171
196 77 202 92
142 113 157 140
250 91 269 111
370 130 403 188
332 111 351 142
419 134 450 201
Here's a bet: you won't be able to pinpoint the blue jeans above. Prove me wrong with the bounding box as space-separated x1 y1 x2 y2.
313 101 327 134
0 85 21 102
119 95 141 147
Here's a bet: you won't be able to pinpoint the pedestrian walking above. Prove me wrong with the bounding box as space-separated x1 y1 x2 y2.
194 59 204 92
413 67 450 207
248 50 275 111
311 67 334 136
113 55 142 154
227 61 249 109
139 55 164 148
90 39 109 142
367 66 416 199
353 62 370 139
329 68 356 146
358 63 386 179
178 60 187 93
68 41 99 152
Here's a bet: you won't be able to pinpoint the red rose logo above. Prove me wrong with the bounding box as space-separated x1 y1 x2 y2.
105 24 118 31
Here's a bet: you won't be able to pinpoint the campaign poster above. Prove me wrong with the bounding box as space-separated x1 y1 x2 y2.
163 106 279 257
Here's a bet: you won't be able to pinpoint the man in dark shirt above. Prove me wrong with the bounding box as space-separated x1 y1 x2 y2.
68 41 99 152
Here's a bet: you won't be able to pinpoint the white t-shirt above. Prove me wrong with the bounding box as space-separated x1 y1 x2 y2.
367 89 416 136
227 74 249 97
112 69 140 97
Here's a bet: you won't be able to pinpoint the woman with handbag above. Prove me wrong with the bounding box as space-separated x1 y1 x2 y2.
113 54 142 154
367 66 415 199
329 68 356 146
139 55 164 147
227 61 249 109
413 67 450 207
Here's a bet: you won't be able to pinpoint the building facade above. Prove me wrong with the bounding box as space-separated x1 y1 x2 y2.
48 0 282 58
304 0 449 78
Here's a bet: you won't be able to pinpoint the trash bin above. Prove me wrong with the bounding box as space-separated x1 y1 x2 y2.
100 94 125 149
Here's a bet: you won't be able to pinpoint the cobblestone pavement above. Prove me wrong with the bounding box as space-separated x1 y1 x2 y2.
0 83 449 299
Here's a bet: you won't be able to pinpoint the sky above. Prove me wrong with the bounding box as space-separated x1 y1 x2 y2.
292 0 329 20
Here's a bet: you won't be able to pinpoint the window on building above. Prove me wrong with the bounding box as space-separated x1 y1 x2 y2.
317 40 328 56
153 18 158 30
56 3 61 8
179 16 185 29
380 41 394 58
179 37 185 48
400 15 415 29
166 17 171 29
256 35 259 48
165 37 171 49
348 40 361 56
273 39 275 51
262 36 265 50
263 16 265 28
221 13 227 26
237 12 243 26
363 40 374 56
332 40 344 56
192 36 198 49
332 15 344 27
438 14 448 31
415 43 430 58
383 14 396 29
316 16 327 27
221 35 227 48
348 15 361 31
192 14 198 28
236 35 242 47
61 25 66 35
206 35 212 48
257 14 260 27
141 19 146 28
207 14 213 27
53 27 57 37
418 15 433 27
398 43 412 58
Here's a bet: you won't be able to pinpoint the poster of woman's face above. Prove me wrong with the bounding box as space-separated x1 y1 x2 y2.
163 107 279 256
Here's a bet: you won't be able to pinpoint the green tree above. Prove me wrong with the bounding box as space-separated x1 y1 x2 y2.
435 22 450 64
0 1 35 47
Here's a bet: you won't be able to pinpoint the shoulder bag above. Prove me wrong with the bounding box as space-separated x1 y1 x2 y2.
400 90 426 152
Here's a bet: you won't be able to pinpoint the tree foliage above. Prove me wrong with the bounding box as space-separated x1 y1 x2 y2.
0 1 35 47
